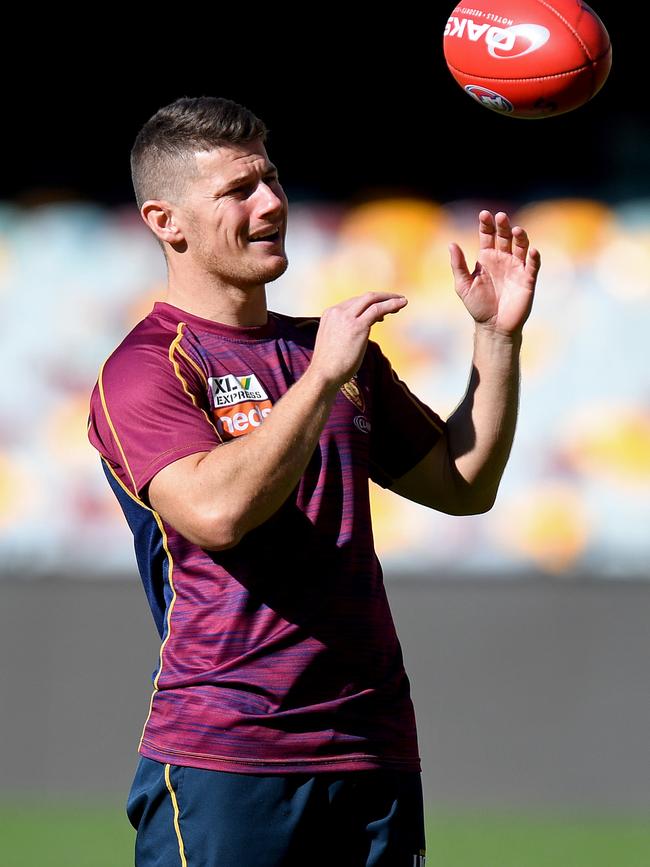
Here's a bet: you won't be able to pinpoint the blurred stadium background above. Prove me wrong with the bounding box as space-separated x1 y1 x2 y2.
2 6 649 865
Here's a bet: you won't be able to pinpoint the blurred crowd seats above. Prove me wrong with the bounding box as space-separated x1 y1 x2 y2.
1 196 648 578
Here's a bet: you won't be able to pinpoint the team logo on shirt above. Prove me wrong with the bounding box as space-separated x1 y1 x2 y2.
340 376 365 412
208 373 273 439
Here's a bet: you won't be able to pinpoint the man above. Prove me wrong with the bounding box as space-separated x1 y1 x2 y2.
87 96 540 866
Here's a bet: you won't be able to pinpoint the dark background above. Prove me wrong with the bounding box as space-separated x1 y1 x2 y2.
13 4 645 208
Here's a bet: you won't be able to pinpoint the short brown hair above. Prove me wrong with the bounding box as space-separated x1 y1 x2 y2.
130 96 268 210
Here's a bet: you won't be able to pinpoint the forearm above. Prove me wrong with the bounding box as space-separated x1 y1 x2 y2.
446 325 522 510
196 366 339 546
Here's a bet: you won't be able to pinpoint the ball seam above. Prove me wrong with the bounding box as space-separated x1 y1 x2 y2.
446 62 601 82
534 0 610 62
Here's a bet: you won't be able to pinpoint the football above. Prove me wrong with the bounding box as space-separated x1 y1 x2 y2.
443 0 612 118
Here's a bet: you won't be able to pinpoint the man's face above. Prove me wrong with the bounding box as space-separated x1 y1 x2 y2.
175 140 289 288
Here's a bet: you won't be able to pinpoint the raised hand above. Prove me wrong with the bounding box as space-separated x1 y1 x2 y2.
311 291 408 389
449 210 541 337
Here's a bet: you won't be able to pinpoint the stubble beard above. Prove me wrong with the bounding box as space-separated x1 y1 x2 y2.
203 249 289 291
205 253 289 289
192 224 289 290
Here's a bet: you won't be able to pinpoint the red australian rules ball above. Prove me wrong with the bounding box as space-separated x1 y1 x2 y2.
443 0 612 118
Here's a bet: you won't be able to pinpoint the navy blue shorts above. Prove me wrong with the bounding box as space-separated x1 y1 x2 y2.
126 755 426 866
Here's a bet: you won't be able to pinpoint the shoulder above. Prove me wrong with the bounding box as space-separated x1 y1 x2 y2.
100 306 204 388
92 310 204 415
102 314 176 376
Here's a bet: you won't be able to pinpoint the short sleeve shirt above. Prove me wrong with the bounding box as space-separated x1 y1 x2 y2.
87 301 446 775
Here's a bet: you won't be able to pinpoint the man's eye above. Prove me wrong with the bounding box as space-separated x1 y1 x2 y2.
229 175 278 195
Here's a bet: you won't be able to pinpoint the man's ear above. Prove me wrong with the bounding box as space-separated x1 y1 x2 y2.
140 200 186 246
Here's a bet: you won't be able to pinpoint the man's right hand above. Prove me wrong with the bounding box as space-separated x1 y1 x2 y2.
309 292 408 389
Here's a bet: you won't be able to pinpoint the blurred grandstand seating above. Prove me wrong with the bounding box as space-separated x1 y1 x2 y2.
1 196 648 578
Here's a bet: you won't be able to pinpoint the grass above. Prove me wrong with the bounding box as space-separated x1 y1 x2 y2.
425 812 650 867
1 800 649 866
0 800 134 867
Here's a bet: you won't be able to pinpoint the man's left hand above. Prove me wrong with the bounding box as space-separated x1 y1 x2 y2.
449 210 541 337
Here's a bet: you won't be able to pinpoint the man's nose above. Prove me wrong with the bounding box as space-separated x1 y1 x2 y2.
255 182 285 216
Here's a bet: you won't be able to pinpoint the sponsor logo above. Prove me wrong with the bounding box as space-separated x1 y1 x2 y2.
340 376 365 412
208 373 269 407
465 85 514 113
445 16 550 59
354 415 371 434
208 373 272 439
216 401 272 437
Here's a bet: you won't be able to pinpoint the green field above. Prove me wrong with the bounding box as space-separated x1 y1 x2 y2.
1 800 649 866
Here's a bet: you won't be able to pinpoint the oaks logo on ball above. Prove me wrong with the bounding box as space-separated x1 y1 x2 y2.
465 85 514 113
445 16 550 59
487 24 550 59
208 373 273 439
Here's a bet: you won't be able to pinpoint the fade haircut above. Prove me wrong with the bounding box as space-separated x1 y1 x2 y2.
130 96 268 212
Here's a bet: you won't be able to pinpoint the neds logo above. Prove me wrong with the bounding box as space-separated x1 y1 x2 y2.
216 401 272 437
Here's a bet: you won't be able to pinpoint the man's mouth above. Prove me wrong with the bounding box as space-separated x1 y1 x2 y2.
249 228 281 243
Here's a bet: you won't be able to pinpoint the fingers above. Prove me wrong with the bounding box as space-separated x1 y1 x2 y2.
315 292 408 387
346 290 405 309
449 241 469 275
527 246 542 279
512 225 529 263
479 210 515 254
448 242 472 289
357 294 408 327
495 212 513 253
343 290 407 319
479 209 497 250
480 210 536 264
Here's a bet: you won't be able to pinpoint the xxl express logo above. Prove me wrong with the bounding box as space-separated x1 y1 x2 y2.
208 373 272 439
445 13 550 59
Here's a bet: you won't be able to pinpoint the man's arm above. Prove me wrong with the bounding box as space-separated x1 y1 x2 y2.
147 291 408 550
388 210 541 515
389 327 521 515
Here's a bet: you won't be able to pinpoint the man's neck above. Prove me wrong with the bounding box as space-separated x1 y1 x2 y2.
164 277 269 327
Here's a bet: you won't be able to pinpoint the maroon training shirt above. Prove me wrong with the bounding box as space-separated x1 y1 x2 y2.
87 301 446 774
